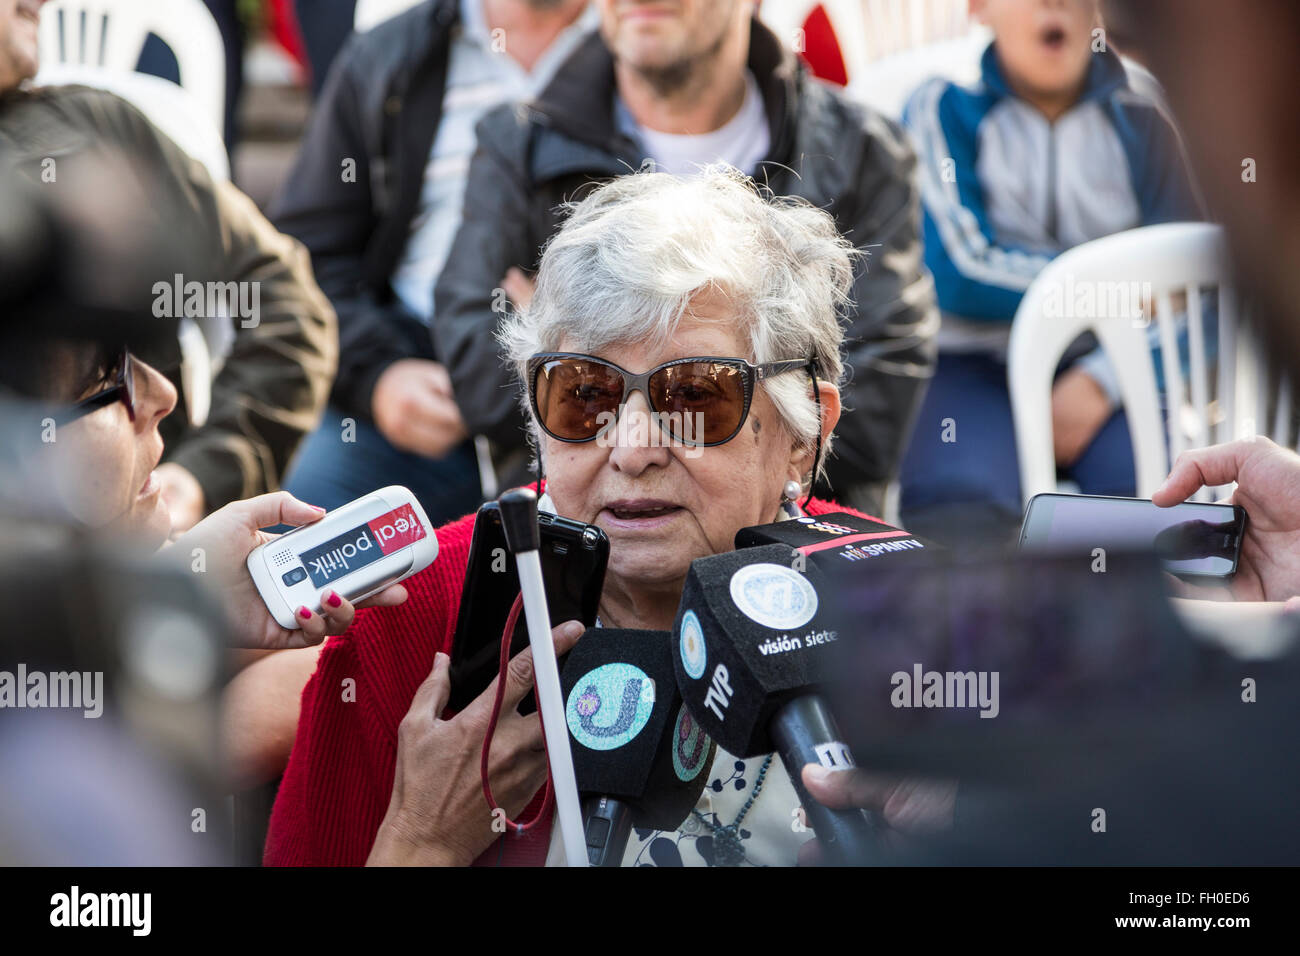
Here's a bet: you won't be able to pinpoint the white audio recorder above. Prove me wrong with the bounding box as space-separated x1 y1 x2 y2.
246 485 438 629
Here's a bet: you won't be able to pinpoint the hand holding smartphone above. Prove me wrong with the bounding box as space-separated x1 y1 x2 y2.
448 501 608 713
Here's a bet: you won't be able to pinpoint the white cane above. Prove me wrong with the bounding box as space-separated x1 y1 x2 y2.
498 488 588 866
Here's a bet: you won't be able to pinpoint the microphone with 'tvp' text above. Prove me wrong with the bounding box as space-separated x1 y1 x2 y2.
673 512 935 864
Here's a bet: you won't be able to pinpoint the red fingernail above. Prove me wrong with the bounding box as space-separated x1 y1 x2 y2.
327 591 342 608
298 606 312 619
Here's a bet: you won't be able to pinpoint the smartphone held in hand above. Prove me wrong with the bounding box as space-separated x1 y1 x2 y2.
447 500 608 713
1020 493 1247 579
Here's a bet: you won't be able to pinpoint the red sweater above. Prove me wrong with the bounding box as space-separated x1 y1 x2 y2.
264 497 868 866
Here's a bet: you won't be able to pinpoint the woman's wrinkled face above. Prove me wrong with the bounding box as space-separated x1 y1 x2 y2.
543 292 821 592
46 346 177 549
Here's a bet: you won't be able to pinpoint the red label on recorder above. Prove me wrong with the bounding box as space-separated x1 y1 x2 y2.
367 504 426 555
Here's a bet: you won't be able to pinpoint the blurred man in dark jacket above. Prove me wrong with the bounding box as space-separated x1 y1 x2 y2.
435 0 938 513
270 0 594 521
0 0 336 531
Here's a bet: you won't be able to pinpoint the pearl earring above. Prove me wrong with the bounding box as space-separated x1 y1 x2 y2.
782 479 802 502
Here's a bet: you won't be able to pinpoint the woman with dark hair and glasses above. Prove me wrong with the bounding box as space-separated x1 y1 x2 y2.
0 327 408 652
265 168 955 867
3 337 179 549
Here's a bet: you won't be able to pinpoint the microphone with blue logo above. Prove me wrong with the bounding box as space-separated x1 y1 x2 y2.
672 512 928 865
560 628 717 866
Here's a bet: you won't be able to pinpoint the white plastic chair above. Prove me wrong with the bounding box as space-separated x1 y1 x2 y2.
761 0 972 87
844 25 988 118
34 63 229 181
354 0 422 32
856 0 973 59
761 0 873 84
37 0 225 135
1008 223 1280 506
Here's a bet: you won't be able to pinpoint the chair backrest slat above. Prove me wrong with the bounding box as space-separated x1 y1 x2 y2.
38 0 225 134
1009 223 1271 506
1154 288 1186 465
1276 373 1294 451
1217 284 1238 447
1185 284 1210 451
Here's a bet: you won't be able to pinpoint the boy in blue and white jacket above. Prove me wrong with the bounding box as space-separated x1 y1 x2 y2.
898 0 1200 536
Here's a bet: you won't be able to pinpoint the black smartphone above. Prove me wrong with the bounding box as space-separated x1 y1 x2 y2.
448 501 609 713
1019 493 1248 578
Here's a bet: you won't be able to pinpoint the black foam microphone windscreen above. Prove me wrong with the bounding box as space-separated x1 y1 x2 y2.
734 511 934 566
673 544 842 757
674 538 897 863
560 629 716 832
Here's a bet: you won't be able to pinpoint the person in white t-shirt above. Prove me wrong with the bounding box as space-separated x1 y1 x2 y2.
273 0 599 525
436 0 938 524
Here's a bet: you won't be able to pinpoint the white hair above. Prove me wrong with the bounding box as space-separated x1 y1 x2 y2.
498 165 857 480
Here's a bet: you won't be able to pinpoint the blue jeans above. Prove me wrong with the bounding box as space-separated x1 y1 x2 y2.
899 352 1136 543
283 405 484 527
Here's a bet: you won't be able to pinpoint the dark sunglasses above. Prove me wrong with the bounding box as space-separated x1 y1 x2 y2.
55 347 137 427
527 352 816 446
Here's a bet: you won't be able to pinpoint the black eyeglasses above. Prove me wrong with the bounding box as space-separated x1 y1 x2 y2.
55 347 137 427
527 352 816 447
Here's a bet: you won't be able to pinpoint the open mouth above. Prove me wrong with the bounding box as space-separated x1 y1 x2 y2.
140 448 163 496
604 500 683 522
1041 25 1067 50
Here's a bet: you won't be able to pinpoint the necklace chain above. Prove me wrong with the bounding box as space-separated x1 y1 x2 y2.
691 753 774 867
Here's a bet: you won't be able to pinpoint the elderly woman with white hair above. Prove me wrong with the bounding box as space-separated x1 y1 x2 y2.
264 168 950 867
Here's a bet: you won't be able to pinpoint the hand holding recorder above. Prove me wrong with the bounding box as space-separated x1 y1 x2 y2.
175 489 415 649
